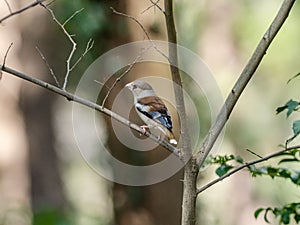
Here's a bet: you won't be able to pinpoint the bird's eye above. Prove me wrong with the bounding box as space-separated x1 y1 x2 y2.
132 84 137 89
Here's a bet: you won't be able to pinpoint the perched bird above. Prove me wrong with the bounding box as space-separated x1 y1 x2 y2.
126 80 177 145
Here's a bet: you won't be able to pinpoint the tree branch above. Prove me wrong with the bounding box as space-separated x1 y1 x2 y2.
100 47 148 108
197 145 300 194
142 0 164 15
36 46 60 87
195 0 296 168
0 0 47 23
40 3 89 90
164 1 198 225
0 64 181 157
3 0 13 14
111 7 169 61
2 42 13 69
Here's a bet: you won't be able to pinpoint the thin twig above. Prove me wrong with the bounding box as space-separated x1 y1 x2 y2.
111 7 151 40
0 0 47 23
111 7 169 61
62 8 84 26
70 38 94 71
101 46 151 108
40 3 89 91
197 145 300 194
4 0 13 14
195 0 297 168
101 57 140 108
94 78 110 91
245 148 263 159
35 46 60 87
2 42 13 70
0 64 182 158
141 0 164 14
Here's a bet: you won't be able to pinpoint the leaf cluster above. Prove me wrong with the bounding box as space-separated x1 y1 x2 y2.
276 98 300 145
206 148 300 184
254 203 300 224
205 154 243 177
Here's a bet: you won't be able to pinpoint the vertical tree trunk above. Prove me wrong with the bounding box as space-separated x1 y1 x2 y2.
97 0 184 224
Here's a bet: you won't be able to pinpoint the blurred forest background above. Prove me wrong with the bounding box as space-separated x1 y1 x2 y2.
0 0 299 225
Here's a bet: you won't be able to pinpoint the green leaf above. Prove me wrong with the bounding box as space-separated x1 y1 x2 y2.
254 208 265 219
279 158 300 164
278 168 291 178
267 167 279 178
287 120 300 144
292 120 300 136
215 164 233 177
235 155 244 163
276 100 299 117
281 211 291 224
264 208 272 224
287 72 300 84
290 172 300 185
276 105 288 115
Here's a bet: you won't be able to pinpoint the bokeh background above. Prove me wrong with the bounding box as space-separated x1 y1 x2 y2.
0 0 299 225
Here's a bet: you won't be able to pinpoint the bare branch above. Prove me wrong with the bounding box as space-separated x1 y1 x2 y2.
2 42 13 69
70 38 94 71
100 46 151 108
36 46 60 87
245 148 263 159
195 0 297 168
197 145 300 194
0 64 182 158
101 57 140 108
111 7 151 40
94 79 110 91
0 0 48 24
111 7 169 61
62 8 84 27
141 0 164 15
3 0 13 14
40 3 91 91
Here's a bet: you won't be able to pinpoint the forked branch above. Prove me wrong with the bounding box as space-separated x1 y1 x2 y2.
195 0 297 168
197 145 300 194
40 3 93 90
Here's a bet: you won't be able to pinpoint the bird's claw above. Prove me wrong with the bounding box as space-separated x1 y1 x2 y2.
140 125 149 135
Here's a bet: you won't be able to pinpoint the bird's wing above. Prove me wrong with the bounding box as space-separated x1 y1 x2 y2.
136 96 173 131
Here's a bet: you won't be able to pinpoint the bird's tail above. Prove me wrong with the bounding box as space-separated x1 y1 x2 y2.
158 127 177 145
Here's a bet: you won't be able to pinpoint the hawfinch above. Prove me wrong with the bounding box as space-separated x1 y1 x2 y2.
126 80 177 145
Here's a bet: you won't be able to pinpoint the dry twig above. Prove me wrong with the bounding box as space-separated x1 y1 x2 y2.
0 0 47 23
2 42 13 69
36 46 60 87
70 38 94 71
40 3 93 90
100 46 151 108
3 0 13 14
111 7 169 61
141 0 164 14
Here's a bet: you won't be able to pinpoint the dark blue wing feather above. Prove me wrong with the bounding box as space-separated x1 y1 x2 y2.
137 107 173 131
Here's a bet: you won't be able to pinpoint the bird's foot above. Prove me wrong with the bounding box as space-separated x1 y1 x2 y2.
140 125 149 135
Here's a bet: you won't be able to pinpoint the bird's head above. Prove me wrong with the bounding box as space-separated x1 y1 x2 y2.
125 80 156 100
